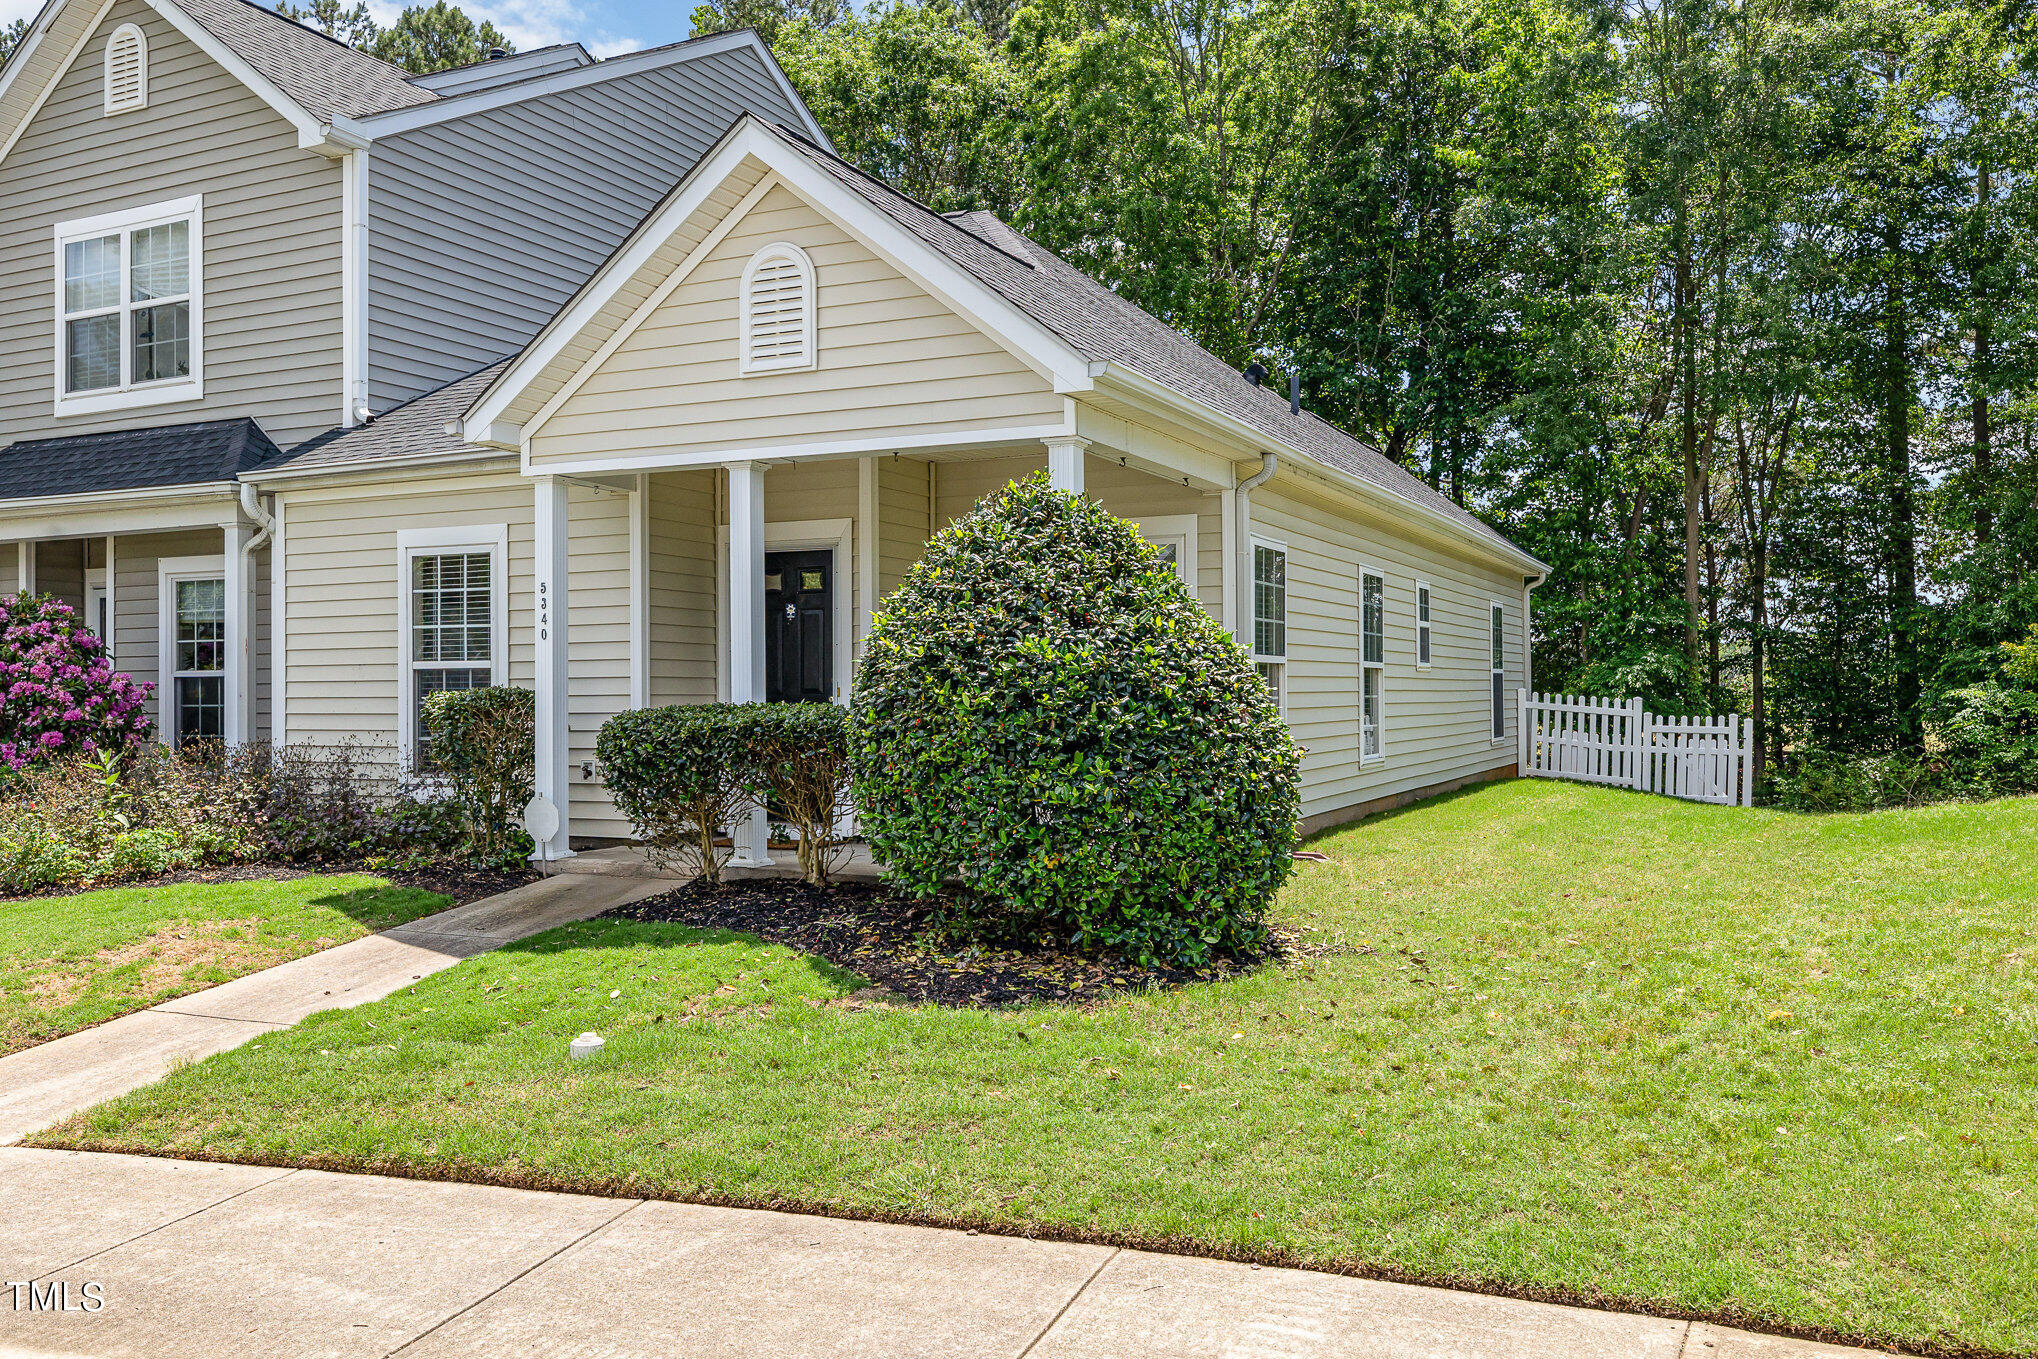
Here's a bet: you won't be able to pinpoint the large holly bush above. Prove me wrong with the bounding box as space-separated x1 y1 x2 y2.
0 593 151 772
849 474 1299 966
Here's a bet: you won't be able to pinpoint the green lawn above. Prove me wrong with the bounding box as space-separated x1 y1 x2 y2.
36 781 2038 1355
1 875 453 1055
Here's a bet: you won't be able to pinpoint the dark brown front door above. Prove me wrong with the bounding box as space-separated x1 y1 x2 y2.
765 550 833 703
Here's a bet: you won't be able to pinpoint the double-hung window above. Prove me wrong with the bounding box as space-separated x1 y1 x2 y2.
1360 570 1385 762
1415 580 1432 668
1490 601 1507 741
158 559 225 747
1251 539 1287 711
399 527 507 772
55 196 202 416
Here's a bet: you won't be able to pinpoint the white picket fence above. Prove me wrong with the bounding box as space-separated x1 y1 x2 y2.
1517 691 1753 807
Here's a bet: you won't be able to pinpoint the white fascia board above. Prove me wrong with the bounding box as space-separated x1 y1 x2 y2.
762 139 1091 390
243 448 517 486
0 0 119 171
350 29 829 148
468 121 1093 442
0 0 66 111
140 0 330 150
518 423 1072 479
1092 360 1550 576
462 124 763 438
0 482 240 538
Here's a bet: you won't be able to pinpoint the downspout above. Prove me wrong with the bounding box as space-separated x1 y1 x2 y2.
237 482 277 744
1234 453 1277 648
1521 571 1545 696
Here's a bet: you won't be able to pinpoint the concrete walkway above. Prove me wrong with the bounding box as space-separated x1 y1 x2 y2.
0 1147 1895 1359
0 874 670 1146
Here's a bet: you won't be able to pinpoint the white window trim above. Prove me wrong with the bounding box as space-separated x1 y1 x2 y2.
1250 533 1288 717
738 241 818 376
396 524 509 772
53 194 203 417
1490 599 1508 744
1359 566 1386 765
156 553 224 748
1414 577 1433 670
1134 512 1198 593
103 22 147 115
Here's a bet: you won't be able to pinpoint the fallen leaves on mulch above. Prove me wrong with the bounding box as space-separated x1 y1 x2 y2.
605 877 1307 1008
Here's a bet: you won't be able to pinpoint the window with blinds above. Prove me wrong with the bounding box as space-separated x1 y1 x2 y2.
104 24 148 114
739 243 817 374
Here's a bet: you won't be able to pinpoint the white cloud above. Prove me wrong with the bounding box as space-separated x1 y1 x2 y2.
588 35 640 58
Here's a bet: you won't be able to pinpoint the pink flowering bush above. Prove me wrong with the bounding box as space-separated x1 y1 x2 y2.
0 593 152 773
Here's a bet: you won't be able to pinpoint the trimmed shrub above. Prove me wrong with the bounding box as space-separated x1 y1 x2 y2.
751 701 852 886
421 686 536 866
597 704 761 883
849 473 1300 967
0 593 151 772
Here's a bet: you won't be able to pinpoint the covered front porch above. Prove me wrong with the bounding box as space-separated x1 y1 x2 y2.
531 436 1246 861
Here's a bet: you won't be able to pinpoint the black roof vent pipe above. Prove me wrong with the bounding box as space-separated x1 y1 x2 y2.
1242 361 1268 387
1290 372 1301 416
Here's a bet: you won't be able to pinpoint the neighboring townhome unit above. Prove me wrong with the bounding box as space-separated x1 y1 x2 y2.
0 0 823 741
245 115 1551 862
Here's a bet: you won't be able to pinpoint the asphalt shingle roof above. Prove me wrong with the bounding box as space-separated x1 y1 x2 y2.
0 419 279 499
259 362 509 474
173 0 437 120
759 121 1538 567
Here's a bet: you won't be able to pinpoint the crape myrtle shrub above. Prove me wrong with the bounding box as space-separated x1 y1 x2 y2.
848 474 1300 967
597 702 856 886
598 704 757 884
0 593 151 771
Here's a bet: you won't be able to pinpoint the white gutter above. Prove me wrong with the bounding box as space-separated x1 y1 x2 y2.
1234 453 1277 648
0 481 238 517
242 448 517 486
1522 572 1546 697
1092 361 1549 577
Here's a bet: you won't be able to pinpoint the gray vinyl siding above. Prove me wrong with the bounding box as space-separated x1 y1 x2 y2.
0 0 344 450
364 48 807 411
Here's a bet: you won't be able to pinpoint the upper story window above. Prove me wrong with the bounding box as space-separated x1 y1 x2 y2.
104 24 148 115
55 196 203 417
739 242 816 374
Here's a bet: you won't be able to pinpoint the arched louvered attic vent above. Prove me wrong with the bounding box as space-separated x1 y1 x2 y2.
739 243 816 375
104 23 148 115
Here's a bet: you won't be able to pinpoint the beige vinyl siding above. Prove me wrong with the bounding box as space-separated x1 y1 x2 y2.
1250 479 1523 821
0 0 344 450
645 469 717 709
565 484 632 837
277 470 534 762
107 527 268 741
875 454 933 600
528 184 1063 467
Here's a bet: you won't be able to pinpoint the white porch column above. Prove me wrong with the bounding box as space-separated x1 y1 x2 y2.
1044 436 1088 493
533 475 574 860
222 521 250 746
17 541 32 594
726 461 772 866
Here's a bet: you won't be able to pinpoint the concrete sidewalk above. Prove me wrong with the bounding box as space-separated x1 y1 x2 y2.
0 874 670 1146
0 1147 1894 1359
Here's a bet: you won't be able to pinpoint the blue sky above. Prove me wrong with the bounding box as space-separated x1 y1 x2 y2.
354 0 696 59
2 0 698 62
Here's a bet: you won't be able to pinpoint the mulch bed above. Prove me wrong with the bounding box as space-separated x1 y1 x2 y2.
1 862 537 907
606 876 1307 1007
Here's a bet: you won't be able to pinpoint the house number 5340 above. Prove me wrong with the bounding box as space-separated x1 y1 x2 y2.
539 580 551 641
